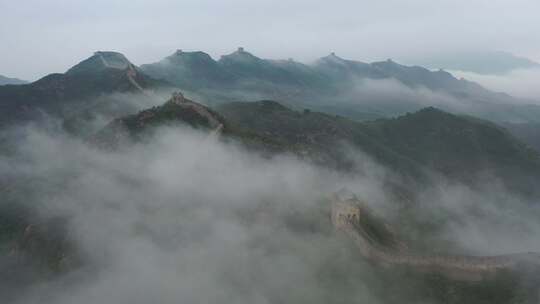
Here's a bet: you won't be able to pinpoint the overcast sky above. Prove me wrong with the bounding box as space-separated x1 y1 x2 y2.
1 0 539 81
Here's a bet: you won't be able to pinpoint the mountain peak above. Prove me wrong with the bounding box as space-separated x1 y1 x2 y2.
371 58 401 68
415 106 446 115
219 47 261 63
66 51 133 75
411 51 540 75
165 49 215 64
0 74 28 85
318 52 347 64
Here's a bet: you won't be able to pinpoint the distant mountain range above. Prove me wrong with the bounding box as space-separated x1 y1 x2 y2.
407 51 540 75
0 75 27 85
2 49 540 148
141 48 501 103
140 48 540 123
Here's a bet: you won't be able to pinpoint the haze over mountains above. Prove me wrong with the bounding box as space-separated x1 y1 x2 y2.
0 75 27 86
2 48 539 202
3 48 540 127
2 0 540 301
2 48 540 153
139 48 540 123
0 51 171 128
407 51 540 75
2 48 540 304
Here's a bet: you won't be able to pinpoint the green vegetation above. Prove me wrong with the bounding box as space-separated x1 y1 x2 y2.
217 101 540 196
91 98 226 148
365 108 540 194
0 52 169 127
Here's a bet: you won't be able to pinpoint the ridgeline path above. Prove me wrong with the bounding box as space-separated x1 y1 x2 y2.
331 194 540 280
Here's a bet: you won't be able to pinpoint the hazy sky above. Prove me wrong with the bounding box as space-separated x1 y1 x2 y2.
1 0 539 80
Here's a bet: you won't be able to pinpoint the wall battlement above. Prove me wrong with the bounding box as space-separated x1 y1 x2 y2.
331 200 361 228
330 193 540 280
167 92 224 135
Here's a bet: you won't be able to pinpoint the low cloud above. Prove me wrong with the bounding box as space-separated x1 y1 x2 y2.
334 77 475 114
1 117 540 303
1 124 387 304
450 68 540 102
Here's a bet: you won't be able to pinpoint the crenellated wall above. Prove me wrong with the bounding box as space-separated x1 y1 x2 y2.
331 200 361 228
331 195 540 280
168 92 224 135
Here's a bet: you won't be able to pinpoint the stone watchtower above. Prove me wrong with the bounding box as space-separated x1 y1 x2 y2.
171 92 186 105
330 193 361 229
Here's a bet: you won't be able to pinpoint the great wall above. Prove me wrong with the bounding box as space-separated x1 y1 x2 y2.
169 92 224 136
94 51 225 137
95 51 147 94
330 193 540 280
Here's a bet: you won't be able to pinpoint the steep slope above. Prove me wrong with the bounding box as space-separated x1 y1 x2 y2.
0 51 167 127
0 75 28 85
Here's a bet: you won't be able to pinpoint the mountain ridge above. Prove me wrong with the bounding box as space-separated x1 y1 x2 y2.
93 93 540 198
140 48 540 124
0 75 28 85
0 51 171 126
409 51 540 75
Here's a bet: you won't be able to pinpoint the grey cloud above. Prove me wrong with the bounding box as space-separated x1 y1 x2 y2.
2 125 381 303
1 116 540 303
